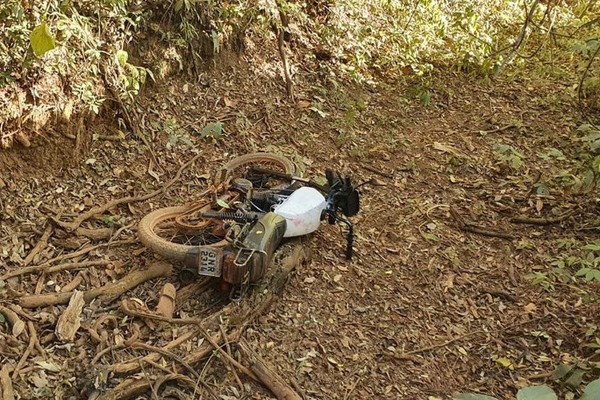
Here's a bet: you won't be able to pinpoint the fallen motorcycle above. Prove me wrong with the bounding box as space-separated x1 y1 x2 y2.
138 153 359 298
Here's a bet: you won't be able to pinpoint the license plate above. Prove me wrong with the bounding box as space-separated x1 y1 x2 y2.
197 247 222 277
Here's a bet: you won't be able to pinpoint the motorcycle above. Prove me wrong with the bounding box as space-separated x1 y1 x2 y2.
138 153 360 298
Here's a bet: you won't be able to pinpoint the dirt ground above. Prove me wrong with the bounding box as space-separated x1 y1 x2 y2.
1 50 599 400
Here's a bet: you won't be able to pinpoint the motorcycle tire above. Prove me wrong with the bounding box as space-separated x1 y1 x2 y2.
139 153 295 263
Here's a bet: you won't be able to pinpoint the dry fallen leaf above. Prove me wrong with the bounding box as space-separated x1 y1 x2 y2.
523 303 537 313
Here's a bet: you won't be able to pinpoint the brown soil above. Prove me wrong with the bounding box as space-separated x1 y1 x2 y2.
1 50 599 400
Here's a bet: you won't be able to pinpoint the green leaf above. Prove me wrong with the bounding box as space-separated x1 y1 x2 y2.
553 363 572 380
593 156 600 175
421 232 439 242
30 23 56 57
454 394 498 400
565 368 585 388
116 49 128 66
216 199 230 209
581 379 600 400
35 360 62 372
201 122 223 138
174 0 184 12
516 386 557 400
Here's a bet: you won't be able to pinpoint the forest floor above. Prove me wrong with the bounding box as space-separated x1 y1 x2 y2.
1 50 599 400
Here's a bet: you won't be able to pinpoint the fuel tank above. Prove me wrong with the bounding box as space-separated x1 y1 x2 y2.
274 186 326 237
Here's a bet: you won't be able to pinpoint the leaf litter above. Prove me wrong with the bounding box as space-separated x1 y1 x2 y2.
0 59 599 399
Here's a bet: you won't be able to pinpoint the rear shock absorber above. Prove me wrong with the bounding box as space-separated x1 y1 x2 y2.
200 211 263 223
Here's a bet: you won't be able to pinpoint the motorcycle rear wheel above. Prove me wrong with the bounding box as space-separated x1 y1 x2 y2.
139 152 296 263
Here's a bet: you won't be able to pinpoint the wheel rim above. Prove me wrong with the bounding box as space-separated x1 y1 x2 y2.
151 215 226 247
225 159 292 189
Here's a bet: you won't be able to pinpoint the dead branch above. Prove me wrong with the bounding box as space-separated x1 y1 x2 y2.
238 338 303 400
578 41 600 112
54 153 202 232
12 321 37 380
495 0 541 75
0 306 26 338
175 278 212 311
75 226 114 241
471 124 518 135
274 1 294 99
0 239 134 281
19 261 172 308
109 315 206 373
450 207 514 240
1 259 111 281
197 325 259 381
97 373 217 400
511 210 576 225
361 164 394 179
0 365 14 400
23 223 53 266
220 324 244 391
155 283 176 318
61 272 84 292
131 342 200 380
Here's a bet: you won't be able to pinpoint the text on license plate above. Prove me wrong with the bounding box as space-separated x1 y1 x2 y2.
197 247 222 277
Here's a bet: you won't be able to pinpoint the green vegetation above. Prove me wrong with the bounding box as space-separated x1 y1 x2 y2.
1 1 597 130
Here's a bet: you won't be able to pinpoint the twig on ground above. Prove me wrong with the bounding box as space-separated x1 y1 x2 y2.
131 342 200 379
12 321 37 380
479 288 517 302
511 210 576 225
238 338 303 400
53 153 202 232
74 226 113 241
138 360 160 400
220 324 244 391
61 272 84 292
23 223 53 266
470 124 518 135
0 239 134 281
361 164 394 179
1 259 111 281
450 207 514 240
108 222 135 243
197 325 258 381
109 322 204 374
0 365 15 400
343 376 361 400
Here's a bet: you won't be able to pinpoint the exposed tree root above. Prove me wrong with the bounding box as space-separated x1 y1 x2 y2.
23 223 53 266
53 153 202 232
18 261 172 308
238 338 303 400
0 240 134 281
99 239 311 399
